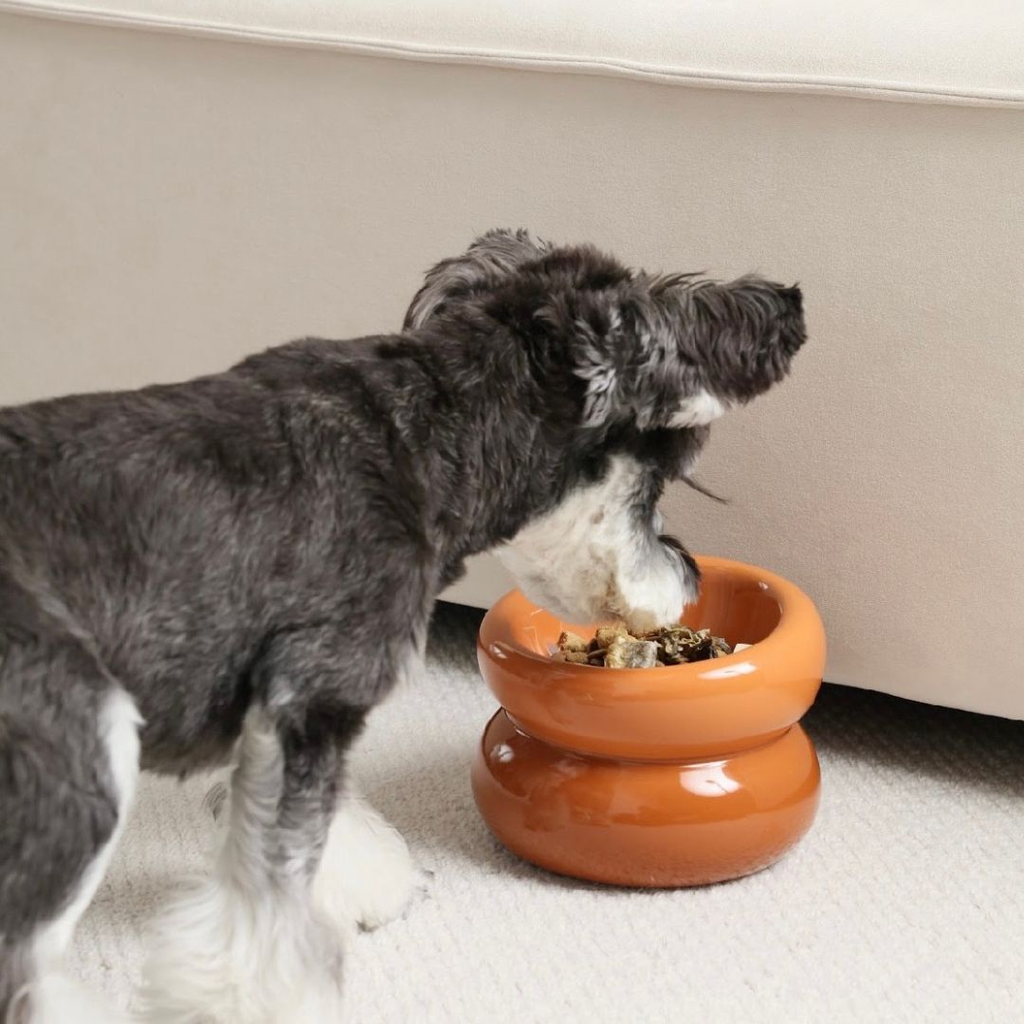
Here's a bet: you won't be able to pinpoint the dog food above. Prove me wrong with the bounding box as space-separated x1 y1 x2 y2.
555 624 740 668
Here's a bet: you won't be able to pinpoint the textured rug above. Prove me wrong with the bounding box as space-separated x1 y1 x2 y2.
70 604 1024 1023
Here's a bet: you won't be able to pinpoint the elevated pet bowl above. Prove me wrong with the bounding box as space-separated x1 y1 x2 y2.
471 556 826 887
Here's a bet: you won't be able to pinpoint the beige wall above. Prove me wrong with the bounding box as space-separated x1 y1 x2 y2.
3 15 1023 717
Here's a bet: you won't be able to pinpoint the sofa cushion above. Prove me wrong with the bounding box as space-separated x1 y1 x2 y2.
2 0 1023 107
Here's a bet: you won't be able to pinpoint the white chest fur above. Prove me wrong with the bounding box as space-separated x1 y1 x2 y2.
496 455 697 630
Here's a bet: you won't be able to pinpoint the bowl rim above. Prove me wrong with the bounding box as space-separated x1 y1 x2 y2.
479 555 823 685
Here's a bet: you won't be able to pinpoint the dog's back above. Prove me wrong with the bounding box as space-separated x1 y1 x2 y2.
0 369 340 1020
0 379 283 754
0 341 452 1017
0 383 238 1019
0 397 135 1017
0 364 397 768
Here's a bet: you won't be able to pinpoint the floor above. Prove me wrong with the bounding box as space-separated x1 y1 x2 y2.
71 604 1024 1023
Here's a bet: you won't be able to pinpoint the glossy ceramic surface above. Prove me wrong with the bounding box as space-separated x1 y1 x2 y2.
472 556 827 887
473 711 820 887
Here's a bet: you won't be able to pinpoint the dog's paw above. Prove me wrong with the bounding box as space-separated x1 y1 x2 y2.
616 536 699 633
314 796 430 932
352 860 431 933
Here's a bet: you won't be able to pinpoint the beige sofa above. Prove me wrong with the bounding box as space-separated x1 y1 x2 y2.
2 1 1022 718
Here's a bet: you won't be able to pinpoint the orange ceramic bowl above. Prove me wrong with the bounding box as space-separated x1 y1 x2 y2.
471 556 827 887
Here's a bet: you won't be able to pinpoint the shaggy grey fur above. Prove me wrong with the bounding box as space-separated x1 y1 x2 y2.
0 229 806 1017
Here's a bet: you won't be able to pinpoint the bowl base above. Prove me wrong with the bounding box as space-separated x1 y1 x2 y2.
472 710 821 888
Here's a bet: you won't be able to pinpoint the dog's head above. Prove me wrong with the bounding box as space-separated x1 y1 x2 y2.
407 230 806 628
406 228 805 426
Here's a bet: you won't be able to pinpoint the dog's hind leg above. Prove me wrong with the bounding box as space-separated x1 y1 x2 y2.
0 670 141 1024
142 629 369 1024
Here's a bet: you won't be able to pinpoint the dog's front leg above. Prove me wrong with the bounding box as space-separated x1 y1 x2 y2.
142 638 366 1024
203 732 429 933
313 643 429 932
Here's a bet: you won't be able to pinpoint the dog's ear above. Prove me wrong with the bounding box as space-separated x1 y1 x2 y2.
404 229 550 330
535 282 706 430
533 286 644 428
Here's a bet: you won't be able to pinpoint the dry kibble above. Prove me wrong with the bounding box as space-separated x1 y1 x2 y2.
557 631 589 653
639 625 734 663
604 637 659 669
561 650 591 664
594 625 629 649
555 623 742 668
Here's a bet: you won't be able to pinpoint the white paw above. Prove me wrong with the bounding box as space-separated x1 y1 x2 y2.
140 875 345 1024
617 570 691 634
314 796 429 932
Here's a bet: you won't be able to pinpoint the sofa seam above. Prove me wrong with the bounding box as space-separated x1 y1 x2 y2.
3 0 1024 109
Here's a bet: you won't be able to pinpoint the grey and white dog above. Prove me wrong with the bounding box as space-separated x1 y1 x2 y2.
0 230 806 1022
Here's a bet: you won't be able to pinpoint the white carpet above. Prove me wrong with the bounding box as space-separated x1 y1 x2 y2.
70 605 1024 1023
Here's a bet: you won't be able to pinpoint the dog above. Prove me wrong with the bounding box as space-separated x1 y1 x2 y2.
0 229 806 1022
